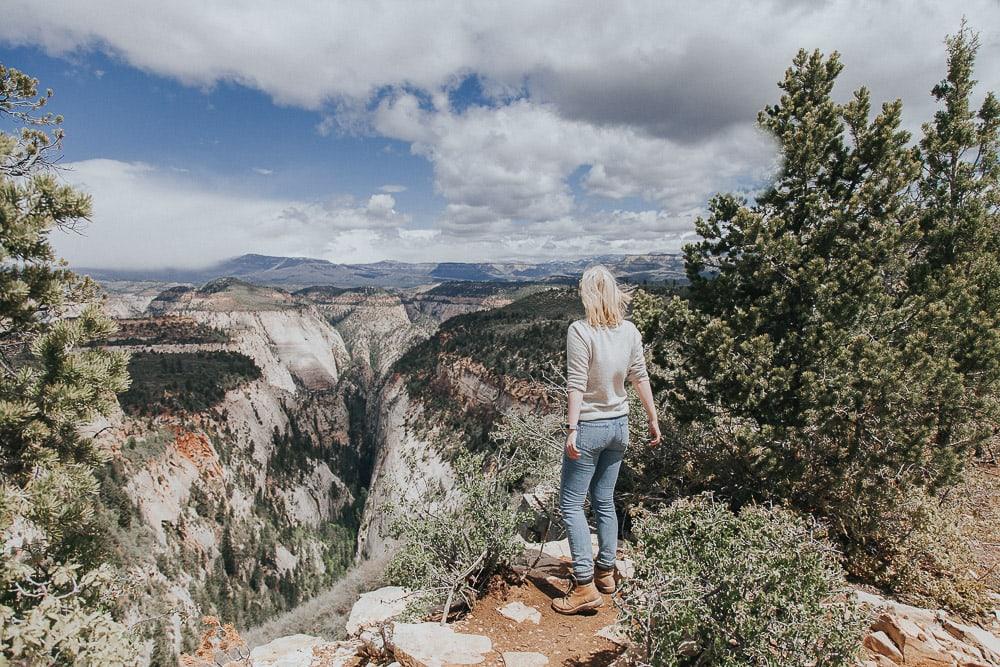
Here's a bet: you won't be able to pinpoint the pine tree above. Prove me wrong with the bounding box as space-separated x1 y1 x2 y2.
0 64 135 663
651 31 998 562
908 24 1000 464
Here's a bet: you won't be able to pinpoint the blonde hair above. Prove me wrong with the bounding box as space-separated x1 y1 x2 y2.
579 264 631 327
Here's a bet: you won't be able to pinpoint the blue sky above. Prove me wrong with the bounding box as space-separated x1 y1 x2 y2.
2 45 444 223
1 1 998 268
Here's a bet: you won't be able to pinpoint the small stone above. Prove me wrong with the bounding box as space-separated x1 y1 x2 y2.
501 652 548 667
614 558 634 580
498 601 542 625
595 624 629 646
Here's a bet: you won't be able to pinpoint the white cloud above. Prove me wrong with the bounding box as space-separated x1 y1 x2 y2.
2 1 996 134
379 184 407 193
54 160 410 268
373 94 776 234
252 167 273 175
52 159 699 267
8 1 1000 264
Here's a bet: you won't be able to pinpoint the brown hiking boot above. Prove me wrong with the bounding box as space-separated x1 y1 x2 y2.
551 578 603 615
594 565 617 594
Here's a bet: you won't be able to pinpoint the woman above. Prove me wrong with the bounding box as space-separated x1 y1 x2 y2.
552 265 661 615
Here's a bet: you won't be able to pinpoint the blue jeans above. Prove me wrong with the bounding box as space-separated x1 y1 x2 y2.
559 414 628 582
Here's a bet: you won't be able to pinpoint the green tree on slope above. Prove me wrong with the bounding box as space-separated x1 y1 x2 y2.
648 27 999 591
0 64 136 665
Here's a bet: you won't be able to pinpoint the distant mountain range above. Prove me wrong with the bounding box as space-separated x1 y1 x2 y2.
75 253 687 288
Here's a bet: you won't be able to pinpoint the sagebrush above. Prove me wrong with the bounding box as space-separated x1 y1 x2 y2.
384 409 561 620
618 496 866 667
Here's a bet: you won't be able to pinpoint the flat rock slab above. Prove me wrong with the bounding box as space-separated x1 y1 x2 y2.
251 634 324 666
308 639 365 667
501 652 549 667
346 586 412 635
498 601 541 625
390 622 492 667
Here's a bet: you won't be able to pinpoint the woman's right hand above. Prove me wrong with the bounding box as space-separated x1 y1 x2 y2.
648 417 662 447
565 430 581 460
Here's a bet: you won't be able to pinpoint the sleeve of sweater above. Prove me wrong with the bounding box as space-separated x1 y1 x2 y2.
566 322 590 393
626 323 650 383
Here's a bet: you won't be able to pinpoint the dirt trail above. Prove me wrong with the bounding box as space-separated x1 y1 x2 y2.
455 553 625 667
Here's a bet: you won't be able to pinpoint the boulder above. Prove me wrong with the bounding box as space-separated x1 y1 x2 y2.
860 590 1000 666
346 586 412 636
389 622 492 667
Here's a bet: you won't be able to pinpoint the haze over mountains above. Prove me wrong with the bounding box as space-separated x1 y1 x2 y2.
76 252 686 288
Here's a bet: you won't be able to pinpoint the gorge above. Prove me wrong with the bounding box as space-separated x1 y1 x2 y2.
88 272 581 664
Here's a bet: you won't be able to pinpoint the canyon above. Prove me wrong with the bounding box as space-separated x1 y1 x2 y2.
87 272 1000 667
89 275 549 665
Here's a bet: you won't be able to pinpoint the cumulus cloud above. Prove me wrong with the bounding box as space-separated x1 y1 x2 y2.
7 1 1000 263
2 1 995 132
373 93 776 233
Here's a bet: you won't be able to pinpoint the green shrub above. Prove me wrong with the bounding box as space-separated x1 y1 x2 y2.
637 28 1000 613
618 496 865 667
846 489 992 617
0 484 136 666
385 409 560 620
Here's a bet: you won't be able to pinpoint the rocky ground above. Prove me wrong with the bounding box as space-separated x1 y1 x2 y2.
182 535 1000 667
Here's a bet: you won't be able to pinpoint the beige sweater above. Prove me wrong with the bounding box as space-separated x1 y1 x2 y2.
566 318 649 420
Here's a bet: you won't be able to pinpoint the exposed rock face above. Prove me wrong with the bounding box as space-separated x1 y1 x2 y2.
93 280 365 660
99 281 183 318
149 288 350 392
356 375 457 559
441 354 554 414
403 293 513 323
250 634 363 667
306 288 435 385
858 591 1000 666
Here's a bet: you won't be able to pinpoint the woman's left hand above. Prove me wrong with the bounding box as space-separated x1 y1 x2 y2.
565 431 581 460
